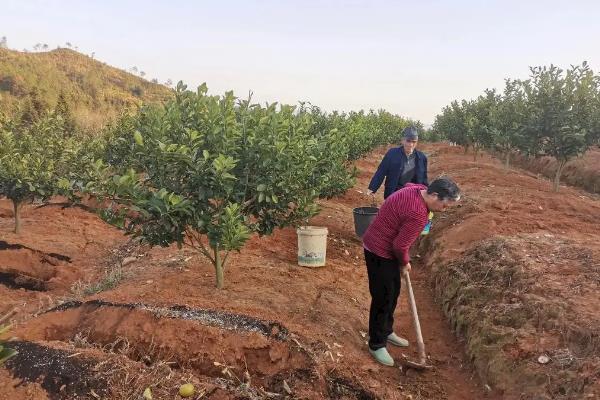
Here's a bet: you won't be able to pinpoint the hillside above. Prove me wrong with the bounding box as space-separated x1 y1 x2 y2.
0 48 173 129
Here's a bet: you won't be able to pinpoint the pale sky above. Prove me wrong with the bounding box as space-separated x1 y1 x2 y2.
2 0 599 124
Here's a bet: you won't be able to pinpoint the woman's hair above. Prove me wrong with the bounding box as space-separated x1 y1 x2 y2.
427 177 461 201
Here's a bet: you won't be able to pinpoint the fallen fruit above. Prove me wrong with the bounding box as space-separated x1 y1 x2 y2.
179 383 195 397
537 355 550 364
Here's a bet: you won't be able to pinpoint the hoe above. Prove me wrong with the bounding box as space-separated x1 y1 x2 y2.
400 270 433 371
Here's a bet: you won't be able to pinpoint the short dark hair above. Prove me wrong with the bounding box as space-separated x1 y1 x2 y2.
427 177 461 201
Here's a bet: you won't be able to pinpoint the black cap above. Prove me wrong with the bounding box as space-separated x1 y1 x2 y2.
403 126 418 140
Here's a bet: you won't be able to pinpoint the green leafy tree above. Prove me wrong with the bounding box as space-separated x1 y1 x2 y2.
493 79 527 168
0 114 77 233
56 134 106 205
54 91 77 135
304 105 356 198
433 100 471 151
95 83 414 288
469 90 500 161
525 63 599 191
19 88 47 127
97 84 327 288
434 62 600 188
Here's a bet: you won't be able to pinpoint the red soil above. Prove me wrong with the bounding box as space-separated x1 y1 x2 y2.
512 146 600 194
1 143 598 399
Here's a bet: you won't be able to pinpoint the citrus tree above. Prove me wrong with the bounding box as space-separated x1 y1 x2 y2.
434 62 600 190
97 84 329 288
524 63 600 191
0 114 78 233
433 100 472 151
494 79 527 168
55 133 107 205
302 105 356 198
93 83 419 288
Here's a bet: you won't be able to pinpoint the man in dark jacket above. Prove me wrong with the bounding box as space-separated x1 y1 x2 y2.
367 126 428 199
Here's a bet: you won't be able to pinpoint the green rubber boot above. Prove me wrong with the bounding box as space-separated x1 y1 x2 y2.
387 332 409 347
368 347 394 366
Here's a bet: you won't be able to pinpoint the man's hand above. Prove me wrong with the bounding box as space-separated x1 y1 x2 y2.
402 262 412 274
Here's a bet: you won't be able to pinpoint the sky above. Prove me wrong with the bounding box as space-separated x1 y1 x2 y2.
2 0 600 124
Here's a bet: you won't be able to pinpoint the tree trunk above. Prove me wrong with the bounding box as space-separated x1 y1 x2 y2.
553 160 567 192
464 145 469 155
12 200 23 234
214 246 224 289
473 146 479 162
504 151 511 169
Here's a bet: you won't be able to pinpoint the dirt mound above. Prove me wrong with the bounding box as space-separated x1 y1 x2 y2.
511 146 600 194
20 302 309 380
0 200 126 318
46 300 290 340
431 236 600 399
4 338 318 400
13 301 384 399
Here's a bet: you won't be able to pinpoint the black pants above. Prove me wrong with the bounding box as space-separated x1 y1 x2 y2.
364 249 401 350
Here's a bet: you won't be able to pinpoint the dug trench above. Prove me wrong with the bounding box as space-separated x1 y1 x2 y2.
9 300 379 399
0 241 72 292
0 201 128 318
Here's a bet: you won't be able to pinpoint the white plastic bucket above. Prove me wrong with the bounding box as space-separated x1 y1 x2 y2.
296 226 328 267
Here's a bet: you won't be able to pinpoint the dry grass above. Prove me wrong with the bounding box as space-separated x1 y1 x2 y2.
431 236 600 399
0 47 173 129
67 331 290 400
70 263 124 297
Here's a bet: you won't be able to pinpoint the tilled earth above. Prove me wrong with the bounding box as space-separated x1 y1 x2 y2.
1 143 598 399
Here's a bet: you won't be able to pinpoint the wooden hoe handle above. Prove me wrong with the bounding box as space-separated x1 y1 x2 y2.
403 270 427 365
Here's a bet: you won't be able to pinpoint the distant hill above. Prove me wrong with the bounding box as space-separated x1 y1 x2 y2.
0 47 173 129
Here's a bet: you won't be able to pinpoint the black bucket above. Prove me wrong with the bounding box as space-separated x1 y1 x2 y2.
353 206 379 238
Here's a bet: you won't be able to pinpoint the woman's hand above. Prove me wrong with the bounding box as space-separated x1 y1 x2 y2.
402 262 412 274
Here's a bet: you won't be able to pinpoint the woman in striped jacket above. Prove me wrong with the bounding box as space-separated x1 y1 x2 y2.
362 177 461 367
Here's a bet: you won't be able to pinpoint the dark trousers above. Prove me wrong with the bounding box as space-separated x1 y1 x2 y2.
364 249 401 350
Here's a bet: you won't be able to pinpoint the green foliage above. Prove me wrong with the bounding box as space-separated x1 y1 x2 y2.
0 113 80 232
95 83 414 288
54 91 77 134
524 63 600 160
420 127 445 142
492 79 528 166
19 88 47 127
433 62 600 190
96 84 323 287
